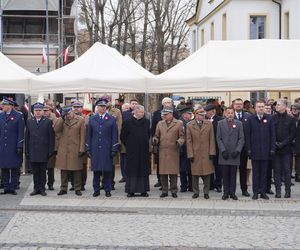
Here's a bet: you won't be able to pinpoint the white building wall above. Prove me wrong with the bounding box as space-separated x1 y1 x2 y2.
282 0 300 39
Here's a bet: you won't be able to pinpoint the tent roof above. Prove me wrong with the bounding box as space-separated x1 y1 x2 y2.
1 0 59 11
0 52 33 94
148 39 300 93
29 43 149 94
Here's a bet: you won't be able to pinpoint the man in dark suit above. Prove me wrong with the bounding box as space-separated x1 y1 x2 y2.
273 99 296 198
205 104 223 192
233 98 251 197
245 101 276 200
216 107 244 200
25 103 55 196
0 97 25 195
151 97 179 188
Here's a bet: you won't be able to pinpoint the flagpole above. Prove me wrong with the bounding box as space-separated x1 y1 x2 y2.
46 0 50 72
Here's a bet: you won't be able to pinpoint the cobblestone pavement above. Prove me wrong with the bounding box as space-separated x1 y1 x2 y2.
0 169 300 249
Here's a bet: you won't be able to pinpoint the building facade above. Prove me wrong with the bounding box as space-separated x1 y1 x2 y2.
185 0 300 104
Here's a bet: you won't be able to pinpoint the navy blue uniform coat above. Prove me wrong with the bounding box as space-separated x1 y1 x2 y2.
245 114 276 160
25 116 55 163
0 109 24 168
86 113 119 171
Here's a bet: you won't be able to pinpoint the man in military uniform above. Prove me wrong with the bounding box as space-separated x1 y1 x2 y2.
86 98 119 197
43 104 58 190
0 97 25 195
25 103 55 196
179 107 193 192
205 104 223 193
153 108 185 198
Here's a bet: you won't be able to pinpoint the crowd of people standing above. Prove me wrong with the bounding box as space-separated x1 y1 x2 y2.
0 95 299 200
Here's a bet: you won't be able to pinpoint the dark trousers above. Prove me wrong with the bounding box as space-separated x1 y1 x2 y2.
221 165 237 195
120 153 127 178
252 160 268 194
239 149 248 192
266 160 273 191
179 155 192 191
31 162 47 192
81 163 87 187
93 171 112 192
295 156 300 176
192 175 210 194
160 174 177 193
2 168 18 192
155 153 160 182
210 158 222 189
274 154 291 194
61 170 81 192
47 168 55 187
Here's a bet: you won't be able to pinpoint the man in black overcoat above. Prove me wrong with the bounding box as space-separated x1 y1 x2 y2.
121 105 151 197
25 103 55 196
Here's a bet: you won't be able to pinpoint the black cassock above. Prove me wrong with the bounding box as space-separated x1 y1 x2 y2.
121 116 150 194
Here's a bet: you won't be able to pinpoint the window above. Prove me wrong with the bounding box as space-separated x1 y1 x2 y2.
284 12 290 39
201 29 205 46
211 22 215 40
250 16 266 39
222 13 227 40
251 91 266 103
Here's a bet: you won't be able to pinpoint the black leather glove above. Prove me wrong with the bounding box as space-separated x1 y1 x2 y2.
176 141 182 149
209 155 215 160
275 142 284 149
78 152 85 157
270 150 275 156
111 151 117 158
222 151 229 160
189 157 194 163
48 151 56 159
152 138 159 146
87 152 92 158
17 148 23 156
231 151 239 159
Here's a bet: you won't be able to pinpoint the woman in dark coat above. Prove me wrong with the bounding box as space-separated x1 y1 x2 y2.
121 105 151 197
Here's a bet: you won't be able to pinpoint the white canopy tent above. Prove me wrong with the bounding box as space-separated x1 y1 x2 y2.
148 39 300 93
0 52 33 93
29 42 149 94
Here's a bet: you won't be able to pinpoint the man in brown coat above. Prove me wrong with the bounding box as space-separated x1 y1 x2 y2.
187 107 216 199
153 108 185 198
55 107 86 196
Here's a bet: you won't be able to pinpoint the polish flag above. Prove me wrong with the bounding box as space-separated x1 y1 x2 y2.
64 46 70 64
83 93 93 116
42 48 47 64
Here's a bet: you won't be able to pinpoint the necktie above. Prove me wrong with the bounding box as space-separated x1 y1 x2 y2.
238 113 241 120
100 115 103 121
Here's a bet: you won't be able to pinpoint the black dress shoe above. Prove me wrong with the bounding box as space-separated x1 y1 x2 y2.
209 187 214 190
291 182 295 186
0 184 3 189
69 187 75 191
266 189 274 195
180 188 187 193
40 191 47 196
215 187 222 193
105 191 111 197
204 194 209 199
10 190 17 195
188 188 193 192
30 190 40 196
112 186 115 191
171 193 177 198
160 193 168 198
119 178 126 183
230 194 238 200
284 192 291 198
275 193 281 198
252 193 258 200
48 185 54 191
242 191 250 197
222 194 229 200
141 193 149 197
192 193 199 199
260 193 269 200
75 190 82 196
57 190 67 196
93 191 100 197
81 186 85 191
127 193 134 197
154 182 161 187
